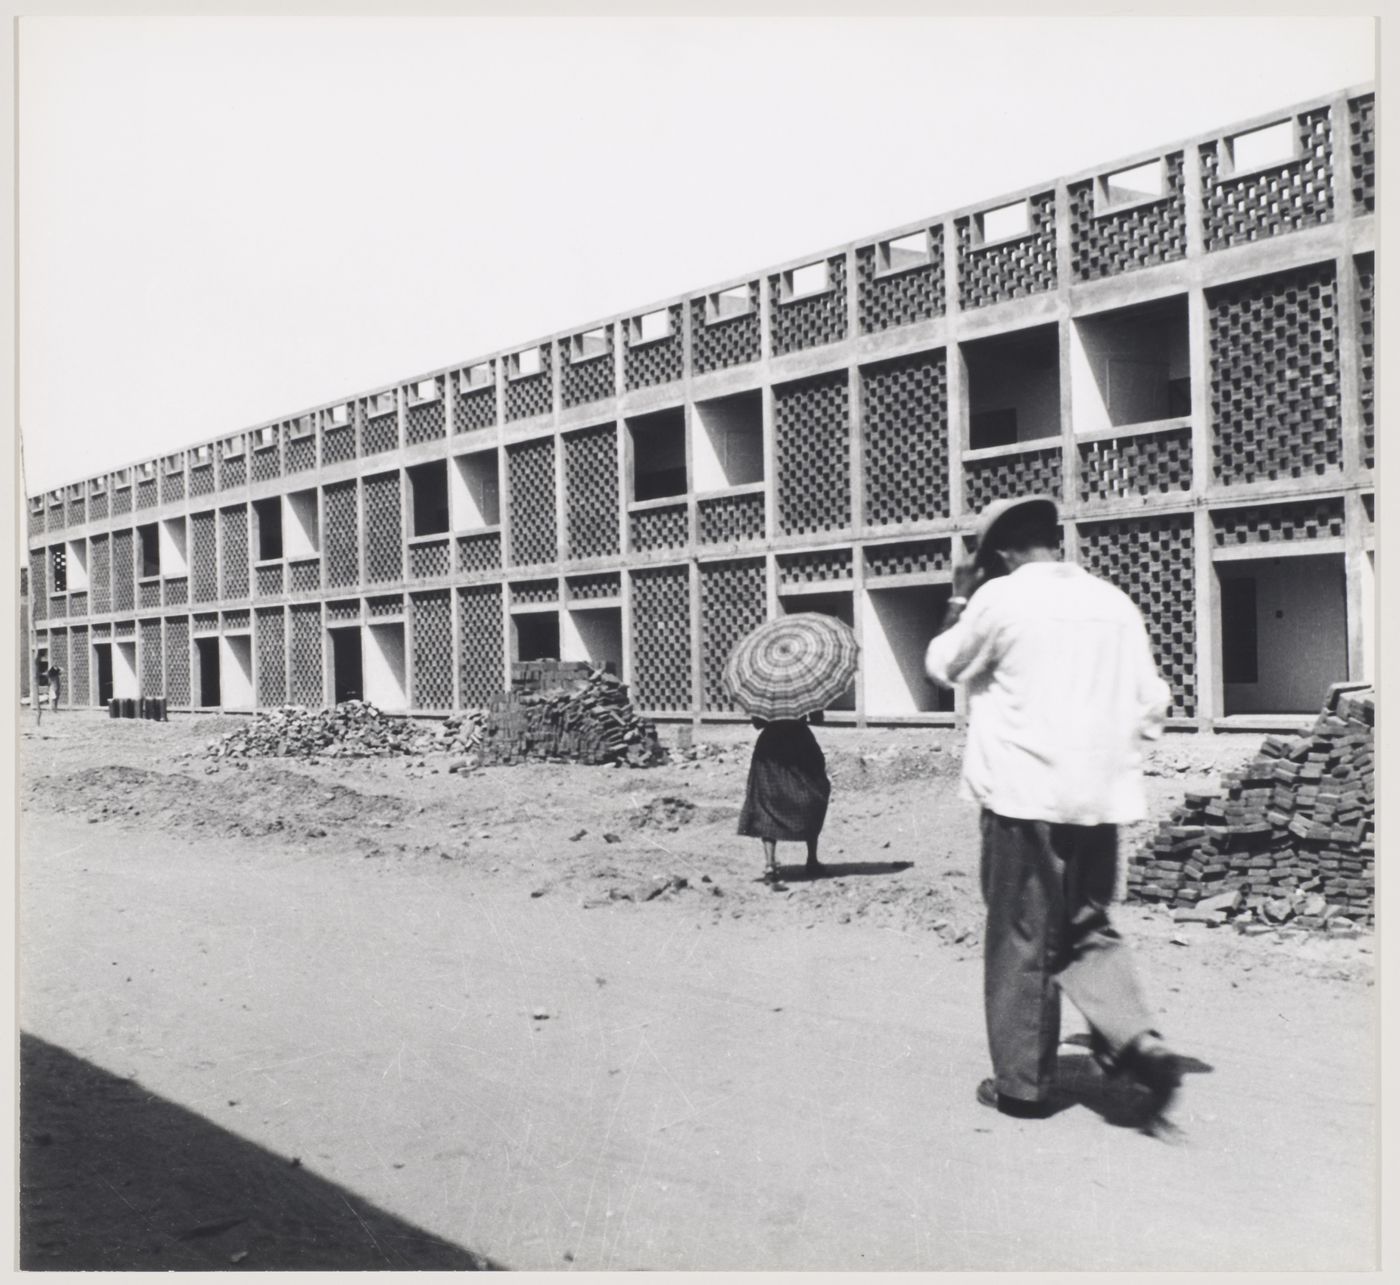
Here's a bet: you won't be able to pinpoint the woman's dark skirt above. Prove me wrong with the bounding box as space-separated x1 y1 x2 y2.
737 720 831 841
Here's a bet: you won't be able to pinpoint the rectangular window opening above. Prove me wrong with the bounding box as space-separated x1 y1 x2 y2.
255 425 277 450
979 200 1030 244
1228 119 1295 174
1070 296 1190 433
451 451 501 530
223 437 244 459
707 285 752 324
879 231 930 274
284 489 320 558
784 261 830 301
51 547 68 593
965 323 1062 447
629 407 688 502
461 363 493 392
572 328 610 362
413 378 440 403
633 309 673 344
137 523 160 579
1100 159 1165 209
694 390 764 491
326 403 350 428
289 415 314 439
371 391 397 417
252 498 283 562
512 347 544 379
408 460 450 537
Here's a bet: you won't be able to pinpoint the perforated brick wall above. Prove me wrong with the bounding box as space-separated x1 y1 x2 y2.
630 503 689 552
193 613 218 634
112 530 134 612
1350 94 1375 214
699 558 767 711
1079 427 1193 503
112 487 132 516
139 581 160 610
163 580 186 608
1211 497 1345 546
406 383 447 445
28 502 42 539
68 588 87 617
564 424 621 560
325 600 359 624
957 192 1058 309
1070 153 1187 281
251 445 281 484
222 609 250 632
68 493 87 526
625 305 684 389
160 473 184 505
364 472 405 582
630 565 692 712
70 625 89 706
778 548 854 586
256 608 286 706
220 453 246 490
510 579 557 606
285 433 316 473
362 401 400 455
289 559 320 593
506 350 554 422
457 532 502 576
367 595 403 619
455 365 497 433
568 572 620 600
220 507 250 599
562 332 616 408
165 617 190 706
864 538 951 579
1356 253 1374 471
190 512 217 604
256 564 283 597
857 229 945 333
691 283 761 374
1077 514 1196 717
29 550 45 623
770 257 848 355
322 424 356 465
324 482 360 589
458 584 504 707
288 603 323 706
697 492 766 545
409 539 452 579
964 446 1063 514
1200 109 1333 251
861 352 949 526
89 490 110 519
775 374 850 536
1208 262 1341 484
140 618 162 695
90 535 111 614
46 501 63 533
411 591 453 710
189 465 215 498
137 477 157 510
506 438 558 566
50 593 70 620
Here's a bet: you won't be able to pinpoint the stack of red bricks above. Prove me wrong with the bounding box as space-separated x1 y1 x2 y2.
477 663 665 767
1129 685 1374 930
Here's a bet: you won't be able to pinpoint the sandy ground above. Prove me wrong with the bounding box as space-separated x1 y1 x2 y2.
17 712 1377 1271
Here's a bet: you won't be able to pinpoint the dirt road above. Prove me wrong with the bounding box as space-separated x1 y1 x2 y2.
18 714 1377 1271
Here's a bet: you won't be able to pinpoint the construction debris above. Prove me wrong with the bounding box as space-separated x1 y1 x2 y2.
477 666 665 768
207 701 483 761
1130 684 1374 929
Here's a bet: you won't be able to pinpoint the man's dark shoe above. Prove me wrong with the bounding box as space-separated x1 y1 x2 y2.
1119 1037 1182 1131
976 1078 1055 1119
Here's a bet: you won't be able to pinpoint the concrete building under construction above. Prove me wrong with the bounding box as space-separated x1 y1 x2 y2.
25 85 1376 731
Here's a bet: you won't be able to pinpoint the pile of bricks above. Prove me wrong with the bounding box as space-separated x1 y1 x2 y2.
477 665 665 767
1129 684 1375 930
208 701 443 760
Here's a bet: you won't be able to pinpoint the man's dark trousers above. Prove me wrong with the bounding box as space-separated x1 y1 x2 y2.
980 809 1157 1102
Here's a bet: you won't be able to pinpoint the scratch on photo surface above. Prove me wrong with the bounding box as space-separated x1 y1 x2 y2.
604 1096 660 1269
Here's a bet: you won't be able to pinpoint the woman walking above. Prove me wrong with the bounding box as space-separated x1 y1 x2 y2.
738 712 830 888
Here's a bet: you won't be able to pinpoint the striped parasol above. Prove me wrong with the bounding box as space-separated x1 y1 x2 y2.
723 612 859 721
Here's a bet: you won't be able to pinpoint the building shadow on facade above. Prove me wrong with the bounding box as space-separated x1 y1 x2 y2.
19 1032 501 1271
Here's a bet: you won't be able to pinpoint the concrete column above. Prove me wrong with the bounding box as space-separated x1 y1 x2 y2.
1193 506 1221 728
1342 489 1370 681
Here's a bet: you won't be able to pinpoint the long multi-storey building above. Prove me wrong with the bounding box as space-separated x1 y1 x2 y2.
25 85 1376 731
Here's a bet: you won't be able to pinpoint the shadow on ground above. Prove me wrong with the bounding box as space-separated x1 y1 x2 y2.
780 860 915 880
19 1032 500 1271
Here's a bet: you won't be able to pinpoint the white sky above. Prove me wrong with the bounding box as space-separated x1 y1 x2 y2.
17 15 1376 495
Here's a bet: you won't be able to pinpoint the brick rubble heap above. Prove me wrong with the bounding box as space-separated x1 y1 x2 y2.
1130 685 1375 930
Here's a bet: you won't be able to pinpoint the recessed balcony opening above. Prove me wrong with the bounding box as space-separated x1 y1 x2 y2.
1228 119 1295 174
1071 296 1190 434
330 626 363 704
50 546 68 593
513 611 560 664
220 634 254 710
451 451 501 531
284 489 319 558
252 498 283 562
777 590 855 712
407 460 450 537
364 622 408 712
562 606 622 676
137 523 161 579
863 585 956 715
159 517 189 577
1218 554 1348 715
964 324 1061 449
694 390 764 492
629 407 687 502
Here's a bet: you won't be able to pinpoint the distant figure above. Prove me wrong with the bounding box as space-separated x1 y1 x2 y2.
738 713 830 890
36 664 61 725
925 494 1182 1134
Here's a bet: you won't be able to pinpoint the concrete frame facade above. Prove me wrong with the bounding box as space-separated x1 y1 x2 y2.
26 86 1376 731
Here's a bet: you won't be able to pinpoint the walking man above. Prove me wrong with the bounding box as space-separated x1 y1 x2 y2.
925 495 1182 1132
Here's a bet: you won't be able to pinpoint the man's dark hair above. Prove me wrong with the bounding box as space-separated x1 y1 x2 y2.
990 506 1059 556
